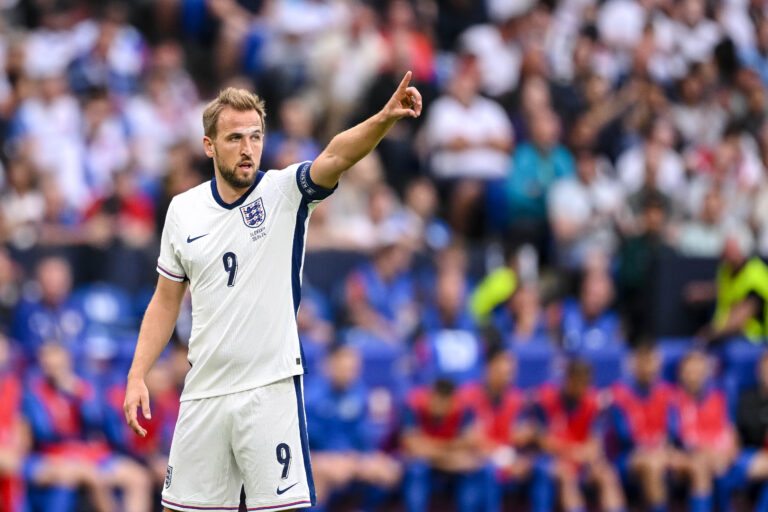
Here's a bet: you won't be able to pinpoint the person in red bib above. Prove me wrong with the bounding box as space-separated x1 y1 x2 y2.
534 359 625 512
401 378 492 511
0 335 28 512
669 350 738 512
608 344 676 512
458 344 538 509
23 341 152 512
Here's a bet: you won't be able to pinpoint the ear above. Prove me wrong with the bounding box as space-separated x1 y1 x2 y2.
203 136 214 158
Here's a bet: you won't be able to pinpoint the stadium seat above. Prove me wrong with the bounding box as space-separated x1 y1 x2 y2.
574 345 627 388
72 283 136 331
721 338 766 418
512 338 558 389
657 337 694 382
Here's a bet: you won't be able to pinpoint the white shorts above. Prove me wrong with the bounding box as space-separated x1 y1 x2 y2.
161 376 314 511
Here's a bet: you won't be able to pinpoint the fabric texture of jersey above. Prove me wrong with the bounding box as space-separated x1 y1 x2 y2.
156 161 334 401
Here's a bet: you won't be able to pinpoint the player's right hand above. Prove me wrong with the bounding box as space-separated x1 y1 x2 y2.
123 376 151 437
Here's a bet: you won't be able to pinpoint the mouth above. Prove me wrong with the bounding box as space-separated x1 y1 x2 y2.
238 162 253 171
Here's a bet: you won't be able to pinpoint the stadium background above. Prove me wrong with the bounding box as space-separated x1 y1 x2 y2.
2 0 768 510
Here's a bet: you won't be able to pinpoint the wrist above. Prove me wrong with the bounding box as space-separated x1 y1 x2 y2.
127 369 146 381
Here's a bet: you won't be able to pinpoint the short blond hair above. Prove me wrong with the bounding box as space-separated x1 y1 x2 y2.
202 87 266 138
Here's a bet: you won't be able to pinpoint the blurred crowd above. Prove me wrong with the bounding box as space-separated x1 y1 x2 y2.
3 0 768 510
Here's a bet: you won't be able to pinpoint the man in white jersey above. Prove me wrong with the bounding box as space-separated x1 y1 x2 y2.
123 72 422 512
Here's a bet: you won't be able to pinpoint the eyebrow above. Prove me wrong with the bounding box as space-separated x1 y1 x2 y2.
225 128 263 138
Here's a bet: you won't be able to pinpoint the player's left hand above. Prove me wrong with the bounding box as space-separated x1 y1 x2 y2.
383 71 423 121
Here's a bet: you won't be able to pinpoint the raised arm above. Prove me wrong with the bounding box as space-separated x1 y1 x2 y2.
124 275 188 436
309 71 423 189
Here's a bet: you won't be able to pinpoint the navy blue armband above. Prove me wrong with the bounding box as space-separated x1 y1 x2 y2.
296 161 337 201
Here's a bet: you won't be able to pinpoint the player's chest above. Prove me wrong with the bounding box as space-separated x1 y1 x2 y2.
176 192 293 274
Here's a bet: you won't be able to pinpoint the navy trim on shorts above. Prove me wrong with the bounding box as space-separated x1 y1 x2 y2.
292 375 316 505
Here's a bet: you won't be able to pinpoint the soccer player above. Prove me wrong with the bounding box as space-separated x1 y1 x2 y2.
458 344 540 511
608 344 675 512
123 73 422 512
401 378 491 512
669 350 738 512
534 359 625 512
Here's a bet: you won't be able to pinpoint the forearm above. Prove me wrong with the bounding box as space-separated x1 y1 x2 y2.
128 290 184 380
312 111 394 187
311 71 421 188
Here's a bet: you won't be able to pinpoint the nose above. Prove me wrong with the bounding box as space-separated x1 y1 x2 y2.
240 138 253 158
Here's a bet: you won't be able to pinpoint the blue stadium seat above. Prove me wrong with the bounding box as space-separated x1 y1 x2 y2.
72 283 136 331
513 338 557 389
574 345 627 388
343 329 408 395
721 338 765 418
657 337 693 382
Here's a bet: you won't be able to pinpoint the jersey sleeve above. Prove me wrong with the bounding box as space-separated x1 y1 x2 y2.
271 160 337 205
156 200 186 282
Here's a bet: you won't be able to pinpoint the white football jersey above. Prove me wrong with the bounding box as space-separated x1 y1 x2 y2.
157 161 334 402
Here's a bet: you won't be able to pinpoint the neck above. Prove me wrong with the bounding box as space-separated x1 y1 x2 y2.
215 172 251 203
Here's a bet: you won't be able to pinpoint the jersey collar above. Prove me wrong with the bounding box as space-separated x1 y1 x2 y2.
210 171 265 210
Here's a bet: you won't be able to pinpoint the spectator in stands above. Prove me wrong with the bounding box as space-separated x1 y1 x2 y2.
401 378 492 512
561 267 622 351
66 4 146 96
548 148 624 269
261 96 322 171
506 108 574 253
671 65 726 148
0 157 45 251
13 73 88 207
306 343 401 510
701 232 768 343
733 351 768 511
400 177 451 252
459 344 542 510
0 334 28 512
23 340 151 512
739 16 768 86
12 256 84 362
414 267 482 386
608 344 676 512
670 350 738 512
491 282 549 345
80 87 130 195
675 186 745 258
617 119 685 204
534 359 626 512
343 234 417 342
616 192 674 341
81 170 155 289
422 54 513 236
103 361 179 490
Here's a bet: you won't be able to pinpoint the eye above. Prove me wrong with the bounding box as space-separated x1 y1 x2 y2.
230 135 241 141
251 133 262 141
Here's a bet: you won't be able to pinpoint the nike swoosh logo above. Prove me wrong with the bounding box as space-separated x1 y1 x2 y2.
276 482 298 495
186 234 209 243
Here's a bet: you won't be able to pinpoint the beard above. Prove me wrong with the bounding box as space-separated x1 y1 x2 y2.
215 152 258 189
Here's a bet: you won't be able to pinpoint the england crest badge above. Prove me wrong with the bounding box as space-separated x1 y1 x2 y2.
240 197 266 228
165 465 173 489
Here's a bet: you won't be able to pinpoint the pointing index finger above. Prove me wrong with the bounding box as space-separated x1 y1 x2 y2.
397 71 413 92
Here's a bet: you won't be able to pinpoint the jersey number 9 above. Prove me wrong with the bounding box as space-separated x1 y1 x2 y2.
222 252 238 287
